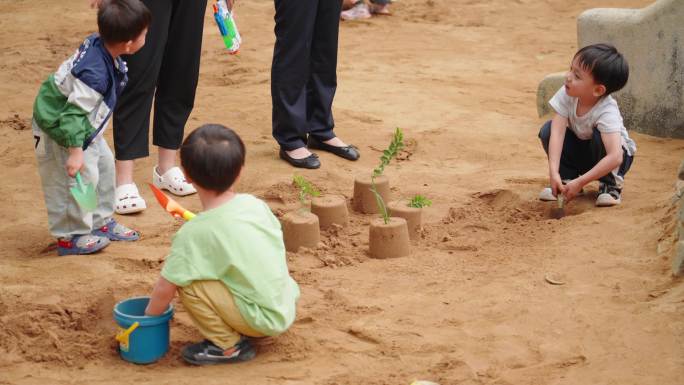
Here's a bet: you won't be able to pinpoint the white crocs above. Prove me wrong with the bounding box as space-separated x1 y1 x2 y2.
115 183 147 214
153 166 196 196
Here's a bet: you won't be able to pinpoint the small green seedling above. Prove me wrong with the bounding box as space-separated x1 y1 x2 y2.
370 183 390 224
293 175 320 210
372 127 404 178
370 128 405 224
408 195 432 208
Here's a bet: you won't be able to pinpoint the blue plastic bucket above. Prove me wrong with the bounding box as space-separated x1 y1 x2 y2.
113 296 174 364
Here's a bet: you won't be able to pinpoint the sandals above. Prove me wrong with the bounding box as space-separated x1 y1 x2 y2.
92 218 140 241
153 166 196 196
115 183 147 214
57 220 138 256
57 234 110 256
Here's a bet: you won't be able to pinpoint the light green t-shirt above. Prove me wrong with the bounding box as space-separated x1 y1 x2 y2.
161 194 300 336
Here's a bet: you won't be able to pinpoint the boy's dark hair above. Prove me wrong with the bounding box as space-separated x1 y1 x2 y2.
97 0 151 44
574 43 629 95
181 124 246 193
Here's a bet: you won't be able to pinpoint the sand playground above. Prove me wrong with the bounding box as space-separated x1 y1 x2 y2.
1 0 683 384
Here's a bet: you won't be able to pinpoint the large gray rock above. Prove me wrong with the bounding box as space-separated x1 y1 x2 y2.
537 0 684 138
536 73 565 117
674 241 684 276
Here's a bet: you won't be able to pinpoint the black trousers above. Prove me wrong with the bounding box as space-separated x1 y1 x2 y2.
538 120 633 190
271 0 343 151
113 0 207 161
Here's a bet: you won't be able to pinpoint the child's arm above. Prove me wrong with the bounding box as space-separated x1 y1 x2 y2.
564 131 622 201
547 113 569 197
145 276 178 316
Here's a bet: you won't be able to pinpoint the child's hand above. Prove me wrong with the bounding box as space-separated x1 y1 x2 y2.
550 173 564 197
66 147 84 177
563 178 583 202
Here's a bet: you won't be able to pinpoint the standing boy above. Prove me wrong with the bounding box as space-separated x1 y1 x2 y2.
32 0 149 255
539 43 635 206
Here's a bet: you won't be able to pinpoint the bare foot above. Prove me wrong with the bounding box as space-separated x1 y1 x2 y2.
323 137 348 147
286 147 313 159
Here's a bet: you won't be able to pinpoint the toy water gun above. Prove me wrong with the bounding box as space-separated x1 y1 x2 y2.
149 184 196 221
213 0 241 54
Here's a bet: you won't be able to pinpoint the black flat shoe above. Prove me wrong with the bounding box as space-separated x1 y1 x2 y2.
307 136 360 161
279 148 321 169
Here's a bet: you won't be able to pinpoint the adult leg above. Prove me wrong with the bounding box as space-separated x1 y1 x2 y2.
153 0 207 174
305 0 359 161
113 0 173 168
307 0 342 142
112 0 172 212
271 0 319 152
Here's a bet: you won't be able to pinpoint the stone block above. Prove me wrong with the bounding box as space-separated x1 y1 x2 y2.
536 72 565 117
674 241 684 276
538 0 684 138
676 180 684 198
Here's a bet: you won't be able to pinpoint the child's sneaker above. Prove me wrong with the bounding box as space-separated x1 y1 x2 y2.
341 2 371 20
596 183 621 206
92 218 140 241
181 337 256 365
57 234 110 256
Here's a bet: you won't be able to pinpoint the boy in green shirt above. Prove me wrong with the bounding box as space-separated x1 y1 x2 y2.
145 124 300 365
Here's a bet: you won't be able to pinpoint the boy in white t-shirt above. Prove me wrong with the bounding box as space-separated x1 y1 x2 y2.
539 43 635 206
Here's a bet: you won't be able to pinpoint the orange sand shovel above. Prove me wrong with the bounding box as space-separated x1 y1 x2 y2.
148 183 196 221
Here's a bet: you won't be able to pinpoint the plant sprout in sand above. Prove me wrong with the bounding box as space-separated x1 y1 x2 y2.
372 128 404 178
370 128 404 224
370 183 390 224
408 195 432 208
293 175 320 210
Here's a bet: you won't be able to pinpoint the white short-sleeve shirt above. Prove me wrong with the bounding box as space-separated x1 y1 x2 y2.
549 86 636 155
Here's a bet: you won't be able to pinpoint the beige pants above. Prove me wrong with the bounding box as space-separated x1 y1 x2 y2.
179 280 266 349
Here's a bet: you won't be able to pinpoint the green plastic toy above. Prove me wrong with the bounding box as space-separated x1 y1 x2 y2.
70 171 97 212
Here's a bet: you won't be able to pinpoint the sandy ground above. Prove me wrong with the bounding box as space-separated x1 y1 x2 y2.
1 0 683 384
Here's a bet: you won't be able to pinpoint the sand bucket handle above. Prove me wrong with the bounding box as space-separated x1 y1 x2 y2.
115 321 140 351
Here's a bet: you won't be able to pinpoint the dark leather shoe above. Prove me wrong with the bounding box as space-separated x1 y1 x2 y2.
307 136 360 161
279 148 321 169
